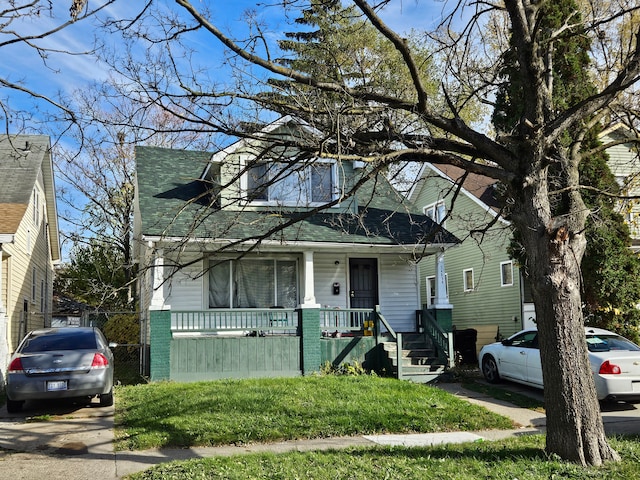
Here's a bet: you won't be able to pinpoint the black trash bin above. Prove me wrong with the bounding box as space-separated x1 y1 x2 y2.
453 328 478 364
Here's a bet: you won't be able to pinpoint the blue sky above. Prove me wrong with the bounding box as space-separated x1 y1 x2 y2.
2 0 448 260
2 1 447 117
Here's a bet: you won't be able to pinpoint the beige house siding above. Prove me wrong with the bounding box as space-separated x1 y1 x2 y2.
0 135 59 374
3 180 53 351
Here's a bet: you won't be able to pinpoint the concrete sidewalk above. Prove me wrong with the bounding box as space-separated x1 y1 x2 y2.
110 383 546 476
112 382 547 477
0 383 547 479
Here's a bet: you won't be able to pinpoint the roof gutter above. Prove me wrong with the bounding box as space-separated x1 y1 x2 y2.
140 234 458 255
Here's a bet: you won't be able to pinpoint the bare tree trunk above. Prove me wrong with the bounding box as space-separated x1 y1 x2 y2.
516 182 620 466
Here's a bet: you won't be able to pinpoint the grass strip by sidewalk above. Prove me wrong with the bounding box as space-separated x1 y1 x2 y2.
114 376 514 450
461 380 546 412
126 435 640 480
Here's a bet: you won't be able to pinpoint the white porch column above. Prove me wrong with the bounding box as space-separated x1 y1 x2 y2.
150 248 170 310
434 250 452 308
301 250 319 308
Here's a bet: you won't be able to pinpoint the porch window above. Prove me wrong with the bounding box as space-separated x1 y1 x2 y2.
463 268 474 292
209 258 298 308
500 261 513 287
246 161 336 205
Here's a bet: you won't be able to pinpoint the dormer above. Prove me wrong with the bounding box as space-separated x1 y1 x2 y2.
202 116 349 211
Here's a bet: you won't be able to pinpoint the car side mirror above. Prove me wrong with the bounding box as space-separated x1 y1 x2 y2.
501 339 513 346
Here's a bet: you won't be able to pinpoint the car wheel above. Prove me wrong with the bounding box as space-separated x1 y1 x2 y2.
6 399 23 413
482 355 501 384
99 388 114 407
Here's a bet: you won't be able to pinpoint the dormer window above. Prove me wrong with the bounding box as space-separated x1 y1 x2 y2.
424 200 447 226
246 160 336 206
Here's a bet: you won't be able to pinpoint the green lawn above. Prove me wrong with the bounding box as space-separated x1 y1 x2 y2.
126 435 640 480
114 375 513 450
117 376 640 479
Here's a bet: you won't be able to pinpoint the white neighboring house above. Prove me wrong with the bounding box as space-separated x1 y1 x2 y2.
0 135 60 379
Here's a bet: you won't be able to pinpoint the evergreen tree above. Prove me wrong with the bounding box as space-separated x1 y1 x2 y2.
495 0 640 339
262 0 445 154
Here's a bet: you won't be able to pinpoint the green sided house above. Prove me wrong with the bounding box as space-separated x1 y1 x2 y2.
409 128 640 361
133 117 459 382
600 123 640 252
409 163 530 359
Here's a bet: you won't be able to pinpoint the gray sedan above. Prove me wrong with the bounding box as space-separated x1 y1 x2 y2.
6 327 114 413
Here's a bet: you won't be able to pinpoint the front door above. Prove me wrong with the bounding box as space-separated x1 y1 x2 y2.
349 258 379 310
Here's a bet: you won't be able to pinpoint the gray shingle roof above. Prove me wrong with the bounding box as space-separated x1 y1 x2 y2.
0 135 57 247
135 145 459 248
0 135 48 204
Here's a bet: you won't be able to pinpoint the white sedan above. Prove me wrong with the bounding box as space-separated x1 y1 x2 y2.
478 327 640 402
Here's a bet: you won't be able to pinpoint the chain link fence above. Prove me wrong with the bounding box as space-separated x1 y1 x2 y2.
82 311 148 385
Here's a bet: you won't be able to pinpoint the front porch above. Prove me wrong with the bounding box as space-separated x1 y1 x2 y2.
147 306 454 383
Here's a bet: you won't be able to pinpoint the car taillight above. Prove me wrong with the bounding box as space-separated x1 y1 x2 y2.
91 353 109 369
8 358 24 373
599 360 621 375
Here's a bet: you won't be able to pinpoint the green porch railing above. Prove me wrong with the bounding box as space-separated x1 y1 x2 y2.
421 309 455 368
171 308 298 333
319 308 374 333
170 307 395 339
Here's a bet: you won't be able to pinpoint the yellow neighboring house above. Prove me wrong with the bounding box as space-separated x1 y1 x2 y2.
0 135 60 380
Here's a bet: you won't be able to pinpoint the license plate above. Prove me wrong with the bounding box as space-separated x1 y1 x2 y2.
47 380 68 391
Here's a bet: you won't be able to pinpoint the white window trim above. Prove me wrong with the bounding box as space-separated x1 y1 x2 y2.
40 279 45 313
463 268 474 292
426 274 448 307
33 188 40 227
207 256 300 309
423 200 447 225
31 267 37 303
243 158 339 207
500 260 514 287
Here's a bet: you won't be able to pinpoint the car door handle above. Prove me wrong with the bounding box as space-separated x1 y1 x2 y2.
519 351 526 355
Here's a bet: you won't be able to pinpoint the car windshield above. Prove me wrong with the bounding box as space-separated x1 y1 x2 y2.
20 331 97 353
586 334 640 352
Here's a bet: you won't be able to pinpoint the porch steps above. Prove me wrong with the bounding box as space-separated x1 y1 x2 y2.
382 333 447 384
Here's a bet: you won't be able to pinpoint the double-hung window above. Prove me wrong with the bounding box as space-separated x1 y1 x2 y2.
246 160 336 205
209 258 298 309
423 200 447 226
500 261 514 287
463 268 474 292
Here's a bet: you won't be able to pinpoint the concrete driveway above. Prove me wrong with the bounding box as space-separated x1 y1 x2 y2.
451 379 640 435
0 398 116 479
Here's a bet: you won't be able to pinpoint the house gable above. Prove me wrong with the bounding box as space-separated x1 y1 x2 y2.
410 162 523 343
135 120 459 252
0 134 59 357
